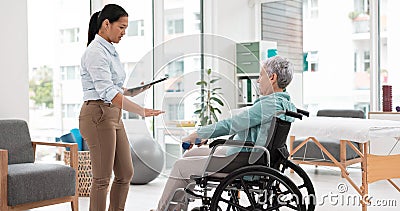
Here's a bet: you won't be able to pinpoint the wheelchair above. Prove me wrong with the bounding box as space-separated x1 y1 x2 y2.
165 109 315 211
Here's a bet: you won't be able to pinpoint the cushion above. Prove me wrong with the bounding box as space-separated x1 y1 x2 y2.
206 151 267 173
316 109 364 118
7 163 76 206
292 137 361 162
0 120 34 164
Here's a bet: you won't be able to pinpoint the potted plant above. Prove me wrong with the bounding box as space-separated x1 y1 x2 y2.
194 68 224 126
348 11 361 20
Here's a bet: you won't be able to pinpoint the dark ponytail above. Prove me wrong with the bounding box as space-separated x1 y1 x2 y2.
87 11 100 46
87 4 128 46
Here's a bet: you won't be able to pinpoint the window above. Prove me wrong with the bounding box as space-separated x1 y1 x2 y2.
354 52 357 72
306 51 319 72
28 0 89 155
60 65 80 80
168 104 184 120
62 104 80 118
156 0 202 131
165 60 184 92
379 0 400 110
122 111 140 120
194 13 201 31
354 0 369 14
363 51 370 72
309 0 319 19
29 0 203 162
299 0 373 111
167 19 184 34
167 60 184 77
128 20 144 36
60 28 80 43
354 51 370 73
304 0 319 19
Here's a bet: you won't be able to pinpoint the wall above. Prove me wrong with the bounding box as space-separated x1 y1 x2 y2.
0 0 29 120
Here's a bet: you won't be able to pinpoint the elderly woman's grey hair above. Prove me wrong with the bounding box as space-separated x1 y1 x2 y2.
262 55 294 89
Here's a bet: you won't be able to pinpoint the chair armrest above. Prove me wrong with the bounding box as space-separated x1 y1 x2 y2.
31 141 77 149
0 149 8 208
209 139 255 148
31 141 78 172
0 149 8 168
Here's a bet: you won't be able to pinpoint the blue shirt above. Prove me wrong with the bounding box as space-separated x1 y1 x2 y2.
80 35 125 103
197 92 297 155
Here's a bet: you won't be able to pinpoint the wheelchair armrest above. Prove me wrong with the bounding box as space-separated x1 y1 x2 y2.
296 108 310 117
209 139 255 149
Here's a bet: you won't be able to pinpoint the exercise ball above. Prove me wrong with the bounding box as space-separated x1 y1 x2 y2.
130 135 164 185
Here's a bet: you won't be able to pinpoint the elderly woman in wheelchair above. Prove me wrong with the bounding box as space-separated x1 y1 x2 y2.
153 56 315 211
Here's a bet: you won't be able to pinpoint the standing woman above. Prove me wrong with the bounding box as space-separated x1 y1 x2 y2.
79 4 164 211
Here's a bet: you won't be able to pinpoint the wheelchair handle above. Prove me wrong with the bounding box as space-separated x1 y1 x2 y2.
285 110 303 120
296 108 309 117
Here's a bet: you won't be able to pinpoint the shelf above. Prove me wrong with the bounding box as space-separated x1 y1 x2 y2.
237 103 253 106
235 41 277 109
237 73 259 77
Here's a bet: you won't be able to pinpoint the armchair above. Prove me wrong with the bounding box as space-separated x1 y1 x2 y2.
0 119 78 210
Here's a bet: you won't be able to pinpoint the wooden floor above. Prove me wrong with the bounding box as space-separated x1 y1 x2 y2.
30 164 400 211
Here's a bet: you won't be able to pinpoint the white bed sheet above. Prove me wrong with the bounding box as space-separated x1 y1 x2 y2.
289 117 400 143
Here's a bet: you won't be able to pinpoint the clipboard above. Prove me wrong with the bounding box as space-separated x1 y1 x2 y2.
127 76 169 92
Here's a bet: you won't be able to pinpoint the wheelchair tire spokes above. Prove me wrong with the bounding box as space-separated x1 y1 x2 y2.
277 161 316 211
240 178 257 209
210 165 305 211
218 194 248 211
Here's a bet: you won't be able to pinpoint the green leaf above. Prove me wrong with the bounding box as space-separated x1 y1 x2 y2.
211 91 222 95
210 79 220 84
207 68 211 75
210 97 224 106
196 81 207 86
214 107 222 114
212 88 222 91
194 109 202 114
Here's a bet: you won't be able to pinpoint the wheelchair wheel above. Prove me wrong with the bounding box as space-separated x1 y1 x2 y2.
276 160 315 211
210 165 305 211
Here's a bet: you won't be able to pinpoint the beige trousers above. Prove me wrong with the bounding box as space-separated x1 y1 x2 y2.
157 146 228 211
79 100 134 211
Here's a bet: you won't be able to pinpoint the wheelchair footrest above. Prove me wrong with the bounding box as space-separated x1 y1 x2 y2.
185 188 211 206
